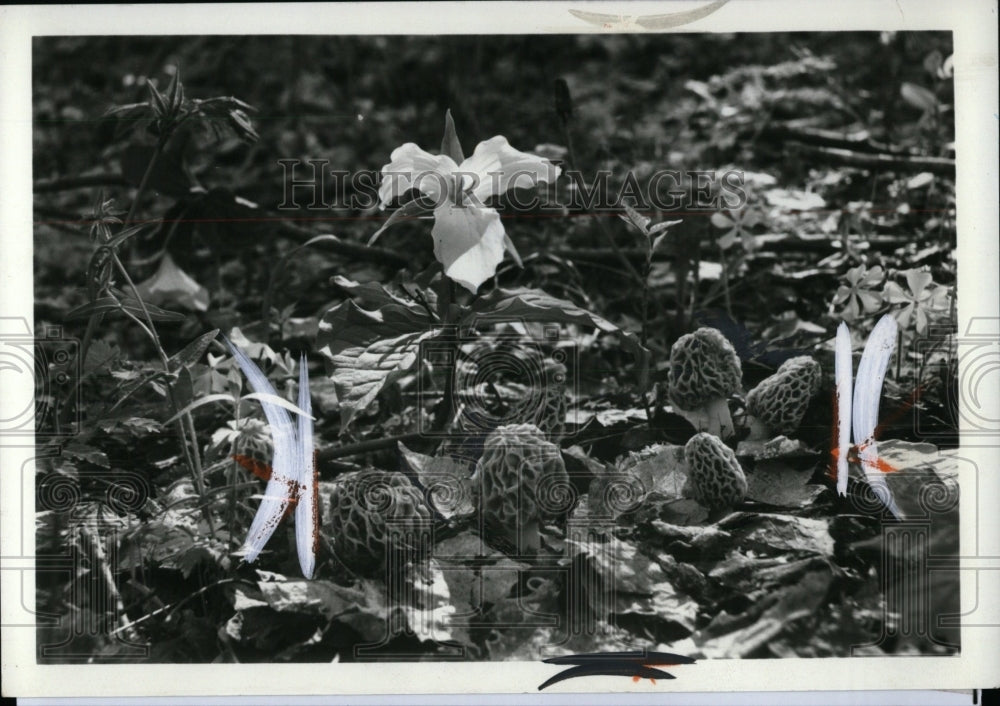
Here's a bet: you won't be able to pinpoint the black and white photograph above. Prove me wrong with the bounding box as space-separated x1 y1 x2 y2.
2 0 998 700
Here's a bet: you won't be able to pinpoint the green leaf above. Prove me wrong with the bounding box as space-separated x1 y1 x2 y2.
441 109 465 164
166 68 184 114
241 392 313 419
331 276 416 310
168 329 219 372
257 578 381 619
503 233 524 268
227 108 259 142
132 253 210 313
367 198 432 245
619 202 651 234
162 393 236 425
553 79 573 124
317 299 437 428
63 441 110 468
901 82 939 112
147 80 167 117
328 328 439 429
398 442 475 519
65 296 187 322
84 339 120 375
465 287 650 382
173 365 195 411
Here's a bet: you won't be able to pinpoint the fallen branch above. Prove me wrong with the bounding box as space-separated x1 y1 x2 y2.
793 145 955 176
758 124 905 155
317 432 424 465
549 235 911 262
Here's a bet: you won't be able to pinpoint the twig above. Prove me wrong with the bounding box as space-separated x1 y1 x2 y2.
557 115 647 291
78 526 142 644
758 123 906 155
317 432 424 464
33 173 130 193
794 145 955 176
275 219 410 268
108 578 251 637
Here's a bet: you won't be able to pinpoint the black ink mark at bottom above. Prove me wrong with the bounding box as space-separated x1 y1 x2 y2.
538 650 697 691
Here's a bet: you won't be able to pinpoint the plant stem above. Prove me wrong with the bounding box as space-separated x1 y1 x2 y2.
719 245 732 318
559 122 647 291
433 279 458 432
80 137 166 367
91 133 213 536
640 249 651 348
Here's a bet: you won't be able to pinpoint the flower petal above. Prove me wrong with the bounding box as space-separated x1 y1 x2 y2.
431 204 506 293
858 289 883 312
882 281 909 304
861 265 885 287
460 136 561 202
904 269 933 296
379 143 459 208
845 265 865 285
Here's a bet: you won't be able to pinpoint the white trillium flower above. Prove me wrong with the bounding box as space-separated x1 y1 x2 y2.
376 116 561 294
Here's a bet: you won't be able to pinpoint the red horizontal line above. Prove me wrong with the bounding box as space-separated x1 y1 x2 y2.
33 207 954 227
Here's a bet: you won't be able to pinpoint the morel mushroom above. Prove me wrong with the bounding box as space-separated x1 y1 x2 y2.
535 357 569 437
777 355 822 396
683 432 747 510
471 423 572 555
439 356 568 463
666 327 743 438
745 356 822 439
327 469 432 576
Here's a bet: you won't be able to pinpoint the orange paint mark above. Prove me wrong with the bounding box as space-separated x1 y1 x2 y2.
280 498 298 522
311 449 321 554
871 382 928 441
828 375 920 481
829 384 841 482
232 454 273 481
829 444 898 474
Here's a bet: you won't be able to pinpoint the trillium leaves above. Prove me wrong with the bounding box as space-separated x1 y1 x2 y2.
467 287 650 382
317 288 437 428
318 284 650 429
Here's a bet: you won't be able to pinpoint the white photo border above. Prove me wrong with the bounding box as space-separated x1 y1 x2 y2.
2 0 997 697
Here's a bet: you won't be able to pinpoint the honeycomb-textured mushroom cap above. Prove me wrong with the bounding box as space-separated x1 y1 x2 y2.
440 357 568 463
536 358 568 436
665 328 742 438
327 469 432 574
667 328 742 410
472 423 572 551
746 357 822 437
684 432 747 510
777 356 822 396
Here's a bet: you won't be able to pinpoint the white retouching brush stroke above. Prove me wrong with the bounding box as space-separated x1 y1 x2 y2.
851 314 902 519
224 336 305 565
295 352 317 579
834 322 853 497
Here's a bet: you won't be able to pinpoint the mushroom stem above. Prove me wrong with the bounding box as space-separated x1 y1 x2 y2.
675 396 734 438
746 415 771 441
512 519 540 555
